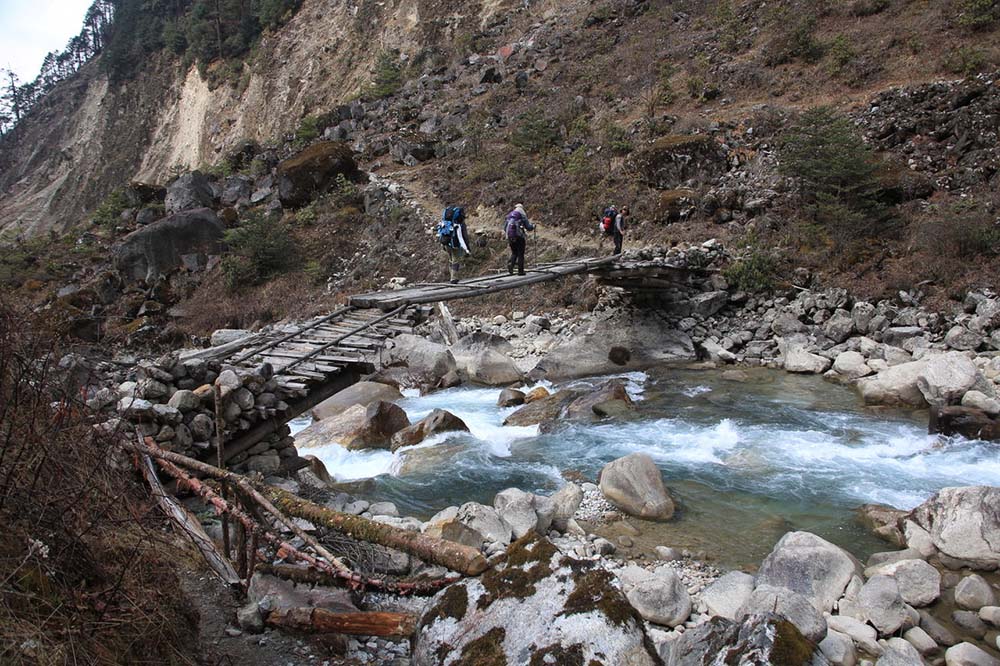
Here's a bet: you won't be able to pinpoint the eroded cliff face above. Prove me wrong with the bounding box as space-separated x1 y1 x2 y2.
0 0 523 238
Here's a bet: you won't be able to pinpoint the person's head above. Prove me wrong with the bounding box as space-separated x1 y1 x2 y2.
622 206 630 215
515 203 526 216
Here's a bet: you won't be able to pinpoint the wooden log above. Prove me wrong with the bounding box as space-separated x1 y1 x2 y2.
132 443 487 577
264 487 488 577
137 453 241 587
266 608 417 638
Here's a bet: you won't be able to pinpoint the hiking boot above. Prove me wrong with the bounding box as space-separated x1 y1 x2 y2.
449 279 459 284
508 265 514 275
518 270 526 276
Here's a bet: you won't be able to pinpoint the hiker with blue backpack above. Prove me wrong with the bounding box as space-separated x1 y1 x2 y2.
504 204 535 276
438 206 470 284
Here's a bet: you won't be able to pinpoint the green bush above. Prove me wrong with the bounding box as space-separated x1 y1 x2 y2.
221 213 298 289
92 190 130 228
365 50 403 100
292 115 322 150
602 122 633 155
827 35 857 75
510 110 559 153
942 45 989 76
724 250 779 292
780 107 888 241
715 0 748 51
956 0 999 30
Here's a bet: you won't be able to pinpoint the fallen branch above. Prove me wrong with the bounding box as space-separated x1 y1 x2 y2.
265 487 489 577
130 441 487 576
265 608 417 638
137 452 241 587
133 442 457 594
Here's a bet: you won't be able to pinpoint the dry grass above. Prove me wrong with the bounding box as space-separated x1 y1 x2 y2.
0 299 198 665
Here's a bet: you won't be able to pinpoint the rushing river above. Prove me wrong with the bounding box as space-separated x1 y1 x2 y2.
292 367 1000 568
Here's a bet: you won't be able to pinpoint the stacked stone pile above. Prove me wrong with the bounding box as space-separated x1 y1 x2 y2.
111 352 301 474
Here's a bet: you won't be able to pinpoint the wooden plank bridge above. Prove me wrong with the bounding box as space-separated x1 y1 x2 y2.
178 254 695 458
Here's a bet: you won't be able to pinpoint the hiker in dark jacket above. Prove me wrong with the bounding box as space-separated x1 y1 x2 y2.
438 206 470 283
504 204 535 275
613 205 628 255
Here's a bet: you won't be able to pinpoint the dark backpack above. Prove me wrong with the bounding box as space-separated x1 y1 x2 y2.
439 206 463 246
505 211 524 240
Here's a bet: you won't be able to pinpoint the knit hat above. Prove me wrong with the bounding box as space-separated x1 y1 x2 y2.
515 203 526 215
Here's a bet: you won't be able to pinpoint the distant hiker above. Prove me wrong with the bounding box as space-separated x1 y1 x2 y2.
599 204 618 252
504 203 535 276
438 206 470 284
613 205 629 255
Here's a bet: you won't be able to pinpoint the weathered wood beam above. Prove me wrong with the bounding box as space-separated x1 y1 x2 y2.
266 608 417 638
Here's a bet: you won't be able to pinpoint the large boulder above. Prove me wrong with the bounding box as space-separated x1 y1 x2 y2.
784 344 833 374
295 401 409 451
456 502 511 547
114 208 225 282
390 409 469 451
856 575 909 636
247 572 357 614
737 585 827 642
701 571 756 621
618 564 692 627
666 613 829 666
756 531 861 613
565 380 634 421
503 390 580 427
907 487 1000 569
530 313 694 381
857 360 931 407
834 351 873 380
464 349 522 385
917 352 979 407
598 453 675 521
165 171 214 213
311 381 403 421
493 488 542 540
865 559 941 607
627 134 728 189
276 141 359 207
383 334 457 383
412 535 658 666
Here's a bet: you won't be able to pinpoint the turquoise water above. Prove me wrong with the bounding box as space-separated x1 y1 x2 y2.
294 367 999 567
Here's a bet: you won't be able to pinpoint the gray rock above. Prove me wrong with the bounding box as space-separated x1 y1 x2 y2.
497 388 526 408
210 329 251 347
117 396 155 419
115 208 224 282
834 351 873 380
908 486 1000 569
945 326 984 352
756 531 860 613
919 609 958 647
383 334 457 382
952 610 988 639
979 606 1000 627
411 534 658 666
457 502 511 546
165 171 214 213
189 413 214 441
857 360 931 407
917 352 979 407
689 291 730 318
369 501 399 517
876 638 924 666
853 302 876 333
963 390 1000 415
827 614 882 656
493 488 539 540
549 483 583 531
903 626 939 656
599 453 675 521
311 381 403 421
738 584 827 642
236 601 264 634
167 389 200 412
865 559 941 607
945 642 1000 666
668 612 828 666
464 349 522 385
620 565 692 627
858 574 908 636
825 309 855 343
819 629 857 666
955 574 996 611
784 344 833 374
701 571 755 621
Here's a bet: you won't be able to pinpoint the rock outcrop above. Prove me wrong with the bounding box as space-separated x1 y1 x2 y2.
114 208 225 282
296 400 409 451
276 141 359 207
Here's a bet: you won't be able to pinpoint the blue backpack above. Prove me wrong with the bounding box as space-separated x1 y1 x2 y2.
505 211 524 240
438 206 463 247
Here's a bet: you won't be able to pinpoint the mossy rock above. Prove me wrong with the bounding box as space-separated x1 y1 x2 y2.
276 141 360 208
412 534 658 666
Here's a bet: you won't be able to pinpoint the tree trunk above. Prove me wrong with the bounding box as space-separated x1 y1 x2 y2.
266 608 417 638
264 486 489 576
